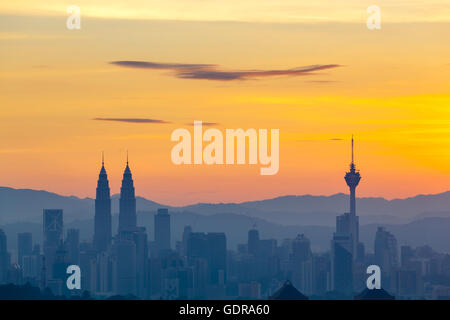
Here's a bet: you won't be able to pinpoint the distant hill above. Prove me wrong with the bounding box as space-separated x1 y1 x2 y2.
1 186 450 226
360 217 450 253
2 186 450 256
0 187 165 224
180 192 450 225
0 187 94 224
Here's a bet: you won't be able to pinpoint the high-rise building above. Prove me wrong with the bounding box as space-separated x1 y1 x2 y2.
206 232 227 285
258 239 277 258
113 232 137 296
43 209 63 279
0 229 10 284
155 208 171 253
119 155 137 233
17 232 32 267
21 244 41 283
186 231 227 286
181 225 192 257
187 232 208 260
332 211 358 263
133 227 149 298
401 245 414 268
52 244 69 293
393 268 422 298
22 254 40 281
95 251 114 295
257 238 278 280
331 235 353 295
94 154 112 252
248 228 259 256
79 246 98 293
374 227 398 290
148 258 162 297
291 234 313 295
65 228 80 265
192 257 208 298
292 234 312 263
312 254 331 296
22 244 42 285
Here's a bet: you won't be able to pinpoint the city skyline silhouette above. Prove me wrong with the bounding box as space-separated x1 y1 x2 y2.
1 0 450 302
1 138 449 300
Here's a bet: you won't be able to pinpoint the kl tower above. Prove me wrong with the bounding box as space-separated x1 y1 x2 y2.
345 136 361 217
344 135 361 258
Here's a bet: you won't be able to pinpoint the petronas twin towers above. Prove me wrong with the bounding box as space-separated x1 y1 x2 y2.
94 154 137 252
94 157 111 252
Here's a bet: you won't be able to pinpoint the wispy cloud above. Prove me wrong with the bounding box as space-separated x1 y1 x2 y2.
296 138 344 142
189 122 220 126
110 60 341 81
110 61 213 70
93 117 170 124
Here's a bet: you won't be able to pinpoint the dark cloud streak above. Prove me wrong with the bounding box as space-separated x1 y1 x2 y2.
110 61 214 70
110 60 341 81
189 122 220 126
93 118 170 124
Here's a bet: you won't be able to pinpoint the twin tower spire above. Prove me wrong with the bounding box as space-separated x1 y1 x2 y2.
94 152 136 252
100 150 128 167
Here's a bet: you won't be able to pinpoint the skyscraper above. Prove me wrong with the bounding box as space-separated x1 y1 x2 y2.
43 209 63 279
206 232 227 285
94 153 112 252
155 208 171 253
133 227 149 298
248 228 259 256
374 227 398 290
17 232 32 267
52 244 69 294
0 229 10 284
22 244 41 282
65 228 80 265
186 232 208 259
186 231 227 287
331 235 353 295
292 234 312 263
113 232 137 296
291 234 313 296
344 136 361 258
181 225 192 257
119 154 137 233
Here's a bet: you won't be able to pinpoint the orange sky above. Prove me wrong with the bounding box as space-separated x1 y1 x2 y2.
1 2 450 205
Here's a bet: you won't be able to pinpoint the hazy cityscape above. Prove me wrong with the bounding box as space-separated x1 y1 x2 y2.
1 140 450 300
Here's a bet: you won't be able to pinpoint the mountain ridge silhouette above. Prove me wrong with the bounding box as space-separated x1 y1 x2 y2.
1 186 450 226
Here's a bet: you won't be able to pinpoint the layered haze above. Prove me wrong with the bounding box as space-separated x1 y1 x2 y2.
1 187 450 253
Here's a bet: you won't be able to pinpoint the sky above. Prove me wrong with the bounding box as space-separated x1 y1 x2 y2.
1 1 450 205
